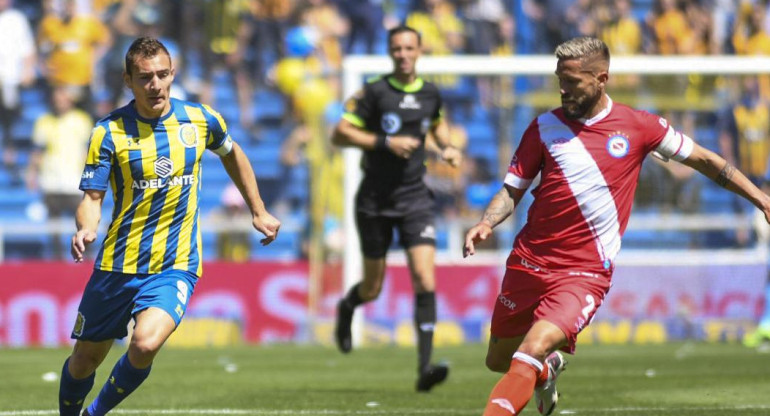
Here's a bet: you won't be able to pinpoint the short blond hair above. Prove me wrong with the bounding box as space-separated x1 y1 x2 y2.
555 37 610 64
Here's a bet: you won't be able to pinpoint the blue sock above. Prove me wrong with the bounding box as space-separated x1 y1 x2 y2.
59 358 95 416
760 282 770 328
87 354 151 416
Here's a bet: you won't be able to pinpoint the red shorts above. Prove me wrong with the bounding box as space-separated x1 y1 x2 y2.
490 255 612 354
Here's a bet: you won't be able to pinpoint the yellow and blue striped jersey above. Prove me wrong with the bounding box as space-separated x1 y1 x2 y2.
80 98 234 277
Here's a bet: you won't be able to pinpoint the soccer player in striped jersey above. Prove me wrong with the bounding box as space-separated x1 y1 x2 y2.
57 37 281 416
463 36 770 416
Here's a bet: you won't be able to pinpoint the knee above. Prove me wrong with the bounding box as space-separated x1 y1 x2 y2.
358 284 381 302
485 354 510 373
517 341 551 363
129 333 164 360
69 351 103 378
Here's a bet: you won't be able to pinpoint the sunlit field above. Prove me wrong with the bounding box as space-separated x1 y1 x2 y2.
2 343 770 415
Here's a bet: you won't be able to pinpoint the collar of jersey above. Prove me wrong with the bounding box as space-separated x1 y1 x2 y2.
579 95 613 126
129 98 176 124
387 75 424 93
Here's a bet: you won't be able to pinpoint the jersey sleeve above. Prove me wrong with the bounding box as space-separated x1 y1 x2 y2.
341 84 375 130
79 125 114 192
202 104 234 156
504 120 544 190
645 113 694 162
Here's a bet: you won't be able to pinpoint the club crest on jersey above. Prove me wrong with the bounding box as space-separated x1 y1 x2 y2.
399 94 421 109
606 133 630 158
178 123 198 148
154 156 173 178
381 112 402 134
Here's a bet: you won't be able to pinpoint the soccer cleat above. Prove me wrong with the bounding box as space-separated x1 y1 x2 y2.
743 326 770 348
334 300 353 353
416 363 449 392
534 351 567 415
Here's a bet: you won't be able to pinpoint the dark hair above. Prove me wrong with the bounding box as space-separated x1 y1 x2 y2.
387 25 421 46
125 37 171 76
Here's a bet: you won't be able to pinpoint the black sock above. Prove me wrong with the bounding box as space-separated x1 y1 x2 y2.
415 291 436 373
342 283 365 310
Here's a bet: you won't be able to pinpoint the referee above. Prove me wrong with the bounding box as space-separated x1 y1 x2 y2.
332 25 462 392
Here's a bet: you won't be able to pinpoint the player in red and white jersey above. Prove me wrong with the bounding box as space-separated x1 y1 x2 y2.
463 36 770 416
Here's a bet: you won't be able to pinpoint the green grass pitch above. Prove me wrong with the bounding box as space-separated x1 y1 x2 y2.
1 342 769 415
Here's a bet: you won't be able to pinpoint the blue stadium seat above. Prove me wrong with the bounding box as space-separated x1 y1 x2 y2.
252 89 286 123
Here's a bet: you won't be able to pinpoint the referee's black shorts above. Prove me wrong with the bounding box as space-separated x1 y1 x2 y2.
354 182 436 258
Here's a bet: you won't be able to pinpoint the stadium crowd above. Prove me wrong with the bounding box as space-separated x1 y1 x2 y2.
2 0 770 260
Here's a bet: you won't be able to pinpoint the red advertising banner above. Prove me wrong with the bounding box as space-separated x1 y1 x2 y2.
0 261 766 346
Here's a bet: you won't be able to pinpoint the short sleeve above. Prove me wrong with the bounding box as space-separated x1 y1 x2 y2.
79 125 113 191
202 104 234 155
341 85 374 129
504 121 544 190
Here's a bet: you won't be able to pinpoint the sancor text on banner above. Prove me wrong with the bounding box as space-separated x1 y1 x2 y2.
0 262 763 347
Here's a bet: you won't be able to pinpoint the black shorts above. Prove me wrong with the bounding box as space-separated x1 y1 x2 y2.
355 210 436 258
354 181 436 258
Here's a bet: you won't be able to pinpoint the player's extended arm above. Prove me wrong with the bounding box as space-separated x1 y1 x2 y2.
463 185 526 257
429 118 462 168
679 143 770 222
331 119 419 159
220 141 281 245
71 189 104 263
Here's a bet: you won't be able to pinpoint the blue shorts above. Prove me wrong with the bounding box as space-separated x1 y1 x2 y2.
71 269 198 341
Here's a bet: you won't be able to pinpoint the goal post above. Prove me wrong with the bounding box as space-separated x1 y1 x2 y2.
340 54 770 347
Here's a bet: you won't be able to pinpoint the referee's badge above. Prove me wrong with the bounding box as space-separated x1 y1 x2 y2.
178 123 199 148
381 112 402 134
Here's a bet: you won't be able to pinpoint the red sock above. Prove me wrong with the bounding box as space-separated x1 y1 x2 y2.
483 358 540 416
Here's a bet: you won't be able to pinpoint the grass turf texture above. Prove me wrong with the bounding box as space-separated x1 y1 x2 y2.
1 343 769 415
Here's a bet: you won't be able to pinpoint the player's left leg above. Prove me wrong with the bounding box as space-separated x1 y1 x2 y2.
483 320 567 416
85 270 196 416
406 243 448 391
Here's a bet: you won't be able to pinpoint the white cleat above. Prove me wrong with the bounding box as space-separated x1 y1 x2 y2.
534 351 567 415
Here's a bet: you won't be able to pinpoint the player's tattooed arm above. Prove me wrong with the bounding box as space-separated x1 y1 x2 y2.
715 162 736 188
481 187 517 228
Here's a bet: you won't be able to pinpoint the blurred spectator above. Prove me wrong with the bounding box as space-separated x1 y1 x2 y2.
183 0 254 129
100 0 181 113
37 0 111 115
214 183 253 262
425 117 468 218
717 75 770 245
406 0 464 88
240 0 293 87
732 2 770 99
564 0 599 38
339 0 384 54
600 0 642 56
710 0 738 54
599 0 642 90
0 0 36 166
294 0 349 72
458 0 508 55
407 0 465 55
26 84 92 259
647 0 700 55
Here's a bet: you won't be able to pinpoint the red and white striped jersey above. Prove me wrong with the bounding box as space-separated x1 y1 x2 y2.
505 97 692 275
